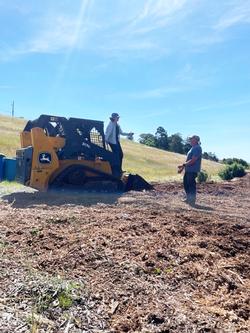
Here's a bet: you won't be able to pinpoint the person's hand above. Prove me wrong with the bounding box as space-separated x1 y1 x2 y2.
177 165 184 174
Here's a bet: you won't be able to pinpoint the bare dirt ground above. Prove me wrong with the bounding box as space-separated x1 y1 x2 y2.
0 174 249 333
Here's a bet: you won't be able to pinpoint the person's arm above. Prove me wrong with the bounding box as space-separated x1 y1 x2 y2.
178 157 198 173
182 156 199 167
178 147 201 173
119 125 134 137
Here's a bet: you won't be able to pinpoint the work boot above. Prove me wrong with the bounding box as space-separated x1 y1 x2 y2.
187 197 196 206
182 197 196 206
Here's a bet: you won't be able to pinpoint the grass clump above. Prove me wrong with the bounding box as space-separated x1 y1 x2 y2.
58 290 73 309
197 170 208 183
218 163 246 180
33 278 81 313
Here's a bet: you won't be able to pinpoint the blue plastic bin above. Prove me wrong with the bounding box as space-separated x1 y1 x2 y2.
0 154 5 181
3 158 17 181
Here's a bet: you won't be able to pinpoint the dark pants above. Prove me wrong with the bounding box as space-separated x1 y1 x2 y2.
109 142 123 177
183 172 197 204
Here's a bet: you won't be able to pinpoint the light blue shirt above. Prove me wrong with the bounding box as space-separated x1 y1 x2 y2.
185 144 202 173
105 121 130 144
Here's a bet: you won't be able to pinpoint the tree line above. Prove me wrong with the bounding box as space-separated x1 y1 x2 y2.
138 126 219 161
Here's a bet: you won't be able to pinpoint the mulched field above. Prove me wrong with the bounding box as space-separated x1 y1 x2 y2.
0 174 249 333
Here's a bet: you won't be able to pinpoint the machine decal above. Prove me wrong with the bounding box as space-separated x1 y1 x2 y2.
39 152 52 164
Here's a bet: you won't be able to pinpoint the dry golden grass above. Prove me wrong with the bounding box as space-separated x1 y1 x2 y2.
122 139 223 181
0 115 25 157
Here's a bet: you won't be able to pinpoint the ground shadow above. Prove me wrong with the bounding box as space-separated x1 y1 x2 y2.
1 189 122 209
192 203 214 211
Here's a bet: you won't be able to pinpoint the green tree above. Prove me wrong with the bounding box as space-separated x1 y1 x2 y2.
203 152 219 162
183 139 191 154
168 133 184 154
222 158 248 168
139 133 157 147
155 126 169 150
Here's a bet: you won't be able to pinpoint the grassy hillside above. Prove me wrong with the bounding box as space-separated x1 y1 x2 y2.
0 114 26 157
122 139 223 181
0 114 223 181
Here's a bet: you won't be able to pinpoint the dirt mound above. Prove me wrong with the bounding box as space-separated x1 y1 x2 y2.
0 174 249 332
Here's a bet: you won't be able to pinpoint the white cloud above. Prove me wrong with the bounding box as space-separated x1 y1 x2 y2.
25 0 191 58
27 0 93 54
125 0 190 35
132 0 188 24
193 97 250 113
113 64 211 99
0 17 82 61
27 16 82 53
127 86 184 99
90 0 194 58
2 0 249 62
0 0 93 60
127 81 201 99
138 108 172 118
214 1 250 30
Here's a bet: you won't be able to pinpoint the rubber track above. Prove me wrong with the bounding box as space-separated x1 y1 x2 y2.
50 164 124 190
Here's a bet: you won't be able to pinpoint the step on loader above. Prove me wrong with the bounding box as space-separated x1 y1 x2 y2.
16 115 153 192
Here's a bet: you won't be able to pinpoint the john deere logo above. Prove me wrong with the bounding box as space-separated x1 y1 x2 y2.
39 152 52 164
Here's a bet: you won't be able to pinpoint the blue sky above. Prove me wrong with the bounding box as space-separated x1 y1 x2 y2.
0 0 250 161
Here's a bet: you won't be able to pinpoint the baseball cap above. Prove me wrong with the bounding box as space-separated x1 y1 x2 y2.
188 135 200 143
111 113 120 119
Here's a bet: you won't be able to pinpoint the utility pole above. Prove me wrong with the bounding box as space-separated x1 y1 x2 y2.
11 100 14 117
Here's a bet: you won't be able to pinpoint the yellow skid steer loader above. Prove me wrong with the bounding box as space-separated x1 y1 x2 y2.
16 115 152 192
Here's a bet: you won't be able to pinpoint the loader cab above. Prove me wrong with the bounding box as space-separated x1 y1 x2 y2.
21 114 113 162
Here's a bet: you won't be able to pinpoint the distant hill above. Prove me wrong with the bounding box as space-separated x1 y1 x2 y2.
0 114 223 181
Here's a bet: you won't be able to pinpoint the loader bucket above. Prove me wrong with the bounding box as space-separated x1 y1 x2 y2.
124 174 153 192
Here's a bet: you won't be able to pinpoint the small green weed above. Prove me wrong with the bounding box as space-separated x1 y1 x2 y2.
154 268 162 275
0 240 8 248
30 228 40 237
58 290 73 309
165 267 173 274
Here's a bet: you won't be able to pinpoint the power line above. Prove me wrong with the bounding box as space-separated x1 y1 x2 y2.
12 100 14 117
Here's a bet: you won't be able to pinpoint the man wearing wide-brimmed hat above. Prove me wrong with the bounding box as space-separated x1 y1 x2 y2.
105 113 134 177
178 135 202 206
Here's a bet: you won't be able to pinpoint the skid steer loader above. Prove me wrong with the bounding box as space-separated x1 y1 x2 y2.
16 115 152 192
